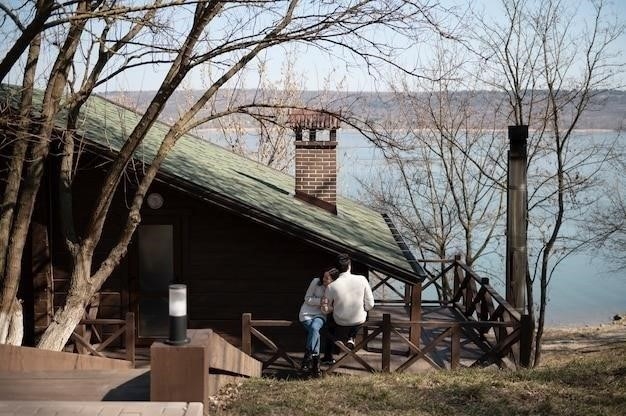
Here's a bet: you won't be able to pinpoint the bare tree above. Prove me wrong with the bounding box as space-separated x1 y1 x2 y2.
585 186 626 273
0 0 452 349
206 51 305 172
475 0 625 366
364 41 508 300
1 0 101 344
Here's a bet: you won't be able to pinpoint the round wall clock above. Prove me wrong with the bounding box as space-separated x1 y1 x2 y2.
146 192 164 209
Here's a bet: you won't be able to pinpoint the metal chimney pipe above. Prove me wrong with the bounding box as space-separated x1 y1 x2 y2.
506 125 528 314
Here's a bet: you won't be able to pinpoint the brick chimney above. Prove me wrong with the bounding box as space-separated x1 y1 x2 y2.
288 110 340 214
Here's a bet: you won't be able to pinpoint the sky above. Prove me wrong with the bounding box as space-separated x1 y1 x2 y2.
101 0 626 93
1 0 625 92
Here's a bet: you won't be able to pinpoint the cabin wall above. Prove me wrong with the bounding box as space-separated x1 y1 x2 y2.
45 153 337 348
145 181 336 347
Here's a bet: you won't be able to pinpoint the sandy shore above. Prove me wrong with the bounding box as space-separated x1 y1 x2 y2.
540 318 626 364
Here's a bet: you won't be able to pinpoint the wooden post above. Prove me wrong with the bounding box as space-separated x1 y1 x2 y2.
404 281 411 304
31 193 54 343
409 282 421 350
450 324 460 370
150 340 209 410
498 310 508 346
242 313 252 355
480 278 490 322
125 312 135 368
453 255 462 300
382 313 391 372
464 272 473 315
519 314 533 368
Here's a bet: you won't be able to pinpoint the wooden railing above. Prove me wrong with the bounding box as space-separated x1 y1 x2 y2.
241 314 299 370
420 255 532 366
242 256 533 372
70 312 136 367
241 312 524 374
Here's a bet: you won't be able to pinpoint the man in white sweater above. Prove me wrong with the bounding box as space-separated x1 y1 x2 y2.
321 253 374 364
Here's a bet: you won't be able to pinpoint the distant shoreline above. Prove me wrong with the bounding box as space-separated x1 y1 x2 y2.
194 127 623 134
546 315 625 329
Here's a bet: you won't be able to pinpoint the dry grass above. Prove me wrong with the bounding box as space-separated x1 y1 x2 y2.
210 324 626 416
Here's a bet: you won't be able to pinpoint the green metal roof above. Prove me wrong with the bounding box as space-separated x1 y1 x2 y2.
1 84 422 282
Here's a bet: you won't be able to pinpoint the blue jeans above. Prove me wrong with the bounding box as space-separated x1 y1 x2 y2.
301 316 326 355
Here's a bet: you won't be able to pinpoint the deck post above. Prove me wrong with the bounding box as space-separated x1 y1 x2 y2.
519 314 533 367
453 254 462 301
480 278 490 322
409 282 421 350
242 313 252 355
450 324 460 369
382 313 391 372
125 312 135 367
464 273 473 315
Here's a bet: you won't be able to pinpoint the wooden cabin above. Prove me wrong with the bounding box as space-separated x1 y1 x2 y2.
1 85 425 350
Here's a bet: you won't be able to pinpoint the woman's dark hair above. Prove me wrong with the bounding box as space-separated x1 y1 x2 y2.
318 267 340 285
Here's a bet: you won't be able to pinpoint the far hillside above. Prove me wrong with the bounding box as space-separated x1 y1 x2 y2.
101 89 626 131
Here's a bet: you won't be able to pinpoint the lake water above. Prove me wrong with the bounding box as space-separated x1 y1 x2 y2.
197 128 626 327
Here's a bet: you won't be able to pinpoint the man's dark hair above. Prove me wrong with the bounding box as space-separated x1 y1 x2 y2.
336 253 350 273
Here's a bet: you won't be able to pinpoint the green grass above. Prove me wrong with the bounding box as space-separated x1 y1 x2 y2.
210 344 626 416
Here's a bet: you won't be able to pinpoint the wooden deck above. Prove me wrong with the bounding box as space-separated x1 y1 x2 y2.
0 369 150 401
0 330 260 414
246 258 530 376
369 305 488 368
0 401 202 415
250 305 511 378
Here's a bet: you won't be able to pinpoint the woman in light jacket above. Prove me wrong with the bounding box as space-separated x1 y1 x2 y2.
299 267 339 375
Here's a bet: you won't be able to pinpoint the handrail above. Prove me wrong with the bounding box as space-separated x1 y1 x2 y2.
418 257 522 323
242 257 532 371
70 312 135 367
454 262 521 322
242 312 521 373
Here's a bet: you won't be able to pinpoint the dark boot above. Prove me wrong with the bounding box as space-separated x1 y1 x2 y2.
301 352 311 372
311 354 320 377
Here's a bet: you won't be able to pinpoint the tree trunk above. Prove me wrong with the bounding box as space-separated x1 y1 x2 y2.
533 260 549 367
5 298 23 346
37 295 88 351
37 254 93 351
0 20 42 343
0 0 53 83
1 0 90 345
0 297 21 344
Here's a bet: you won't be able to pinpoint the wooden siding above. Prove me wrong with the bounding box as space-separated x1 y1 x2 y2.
44 152 339 348
156 177 335 347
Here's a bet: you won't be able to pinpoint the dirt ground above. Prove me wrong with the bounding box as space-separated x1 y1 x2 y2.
540 316 626 364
